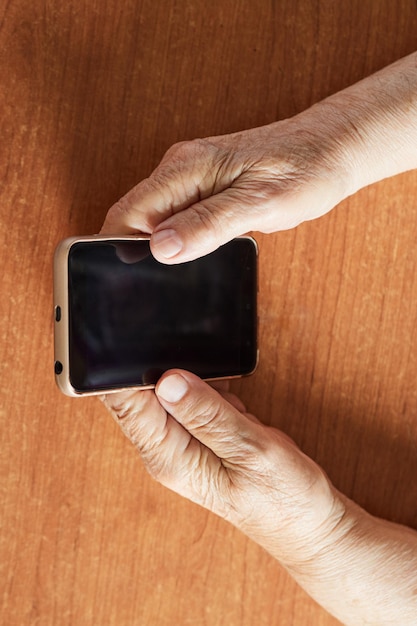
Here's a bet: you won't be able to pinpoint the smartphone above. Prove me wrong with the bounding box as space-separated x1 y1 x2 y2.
53 235 258 396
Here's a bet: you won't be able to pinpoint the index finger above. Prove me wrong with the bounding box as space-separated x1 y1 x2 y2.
100 176 179 235
99 387 223 494
100 140 220 235
155 370 265 464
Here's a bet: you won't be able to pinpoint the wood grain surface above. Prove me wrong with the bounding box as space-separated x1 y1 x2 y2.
1 1 417 624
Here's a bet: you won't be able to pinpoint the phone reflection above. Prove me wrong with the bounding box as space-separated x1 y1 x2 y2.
114 242 150 264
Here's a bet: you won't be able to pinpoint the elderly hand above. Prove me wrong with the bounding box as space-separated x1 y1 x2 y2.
99 53 417 624
101 370 344 565
101 53 417 265
101 115 351 263
101 370 417 626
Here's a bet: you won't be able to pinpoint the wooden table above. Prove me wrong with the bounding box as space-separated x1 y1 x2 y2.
2 1 417 624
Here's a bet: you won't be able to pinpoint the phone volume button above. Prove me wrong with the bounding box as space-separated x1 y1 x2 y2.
55 305 62 322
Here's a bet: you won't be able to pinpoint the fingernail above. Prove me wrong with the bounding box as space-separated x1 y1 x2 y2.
152 229 183 259
157 374 189 403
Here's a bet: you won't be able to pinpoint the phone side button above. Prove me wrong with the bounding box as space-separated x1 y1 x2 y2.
54 361 63 375
55 305 62 322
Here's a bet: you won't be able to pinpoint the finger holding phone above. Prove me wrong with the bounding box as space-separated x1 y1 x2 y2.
101 53 417 265
98 53 417 625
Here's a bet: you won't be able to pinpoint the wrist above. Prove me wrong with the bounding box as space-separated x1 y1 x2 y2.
284 493 417 625
234 454 350 571
312 52 417 198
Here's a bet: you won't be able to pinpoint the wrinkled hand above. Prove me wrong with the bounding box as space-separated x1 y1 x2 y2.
101 370 344 567
98 54 417 624
101 113 352 263
102 53 417 267
100 369 417 625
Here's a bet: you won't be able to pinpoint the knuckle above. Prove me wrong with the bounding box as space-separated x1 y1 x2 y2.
104 196 131 228
104 189 152 233
141 451 169 482
103 392 175 485
185 202 223 240
190 396 226 436
187 450 232 516
161 140 200 168
162 140 190 160
227 423 276 474
162 137 218 166
104 390 157 444
125 419 172 483
103 389 142 422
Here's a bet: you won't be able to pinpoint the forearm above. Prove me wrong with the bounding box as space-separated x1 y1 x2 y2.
282 494 417 625
311 52 417 197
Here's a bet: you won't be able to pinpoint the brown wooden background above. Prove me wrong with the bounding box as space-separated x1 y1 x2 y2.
1 1 417 624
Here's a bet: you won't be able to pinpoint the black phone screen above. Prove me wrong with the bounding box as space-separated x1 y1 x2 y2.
67 238 257 392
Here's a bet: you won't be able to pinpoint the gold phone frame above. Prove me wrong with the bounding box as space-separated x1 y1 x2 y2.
53 234 258 397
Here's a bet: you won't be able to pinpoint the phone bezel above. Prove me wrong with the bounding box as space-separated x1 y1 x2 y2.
53 234 258 397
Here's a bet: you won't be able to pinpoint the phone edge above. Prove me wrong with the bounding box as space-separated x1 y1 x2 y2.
53 234 259 398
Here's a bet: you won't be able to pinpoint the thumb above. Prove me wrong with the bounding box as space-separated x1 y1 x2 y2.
155 370 263 463
150 187 258 263
100 138 236 240
101 137 266 262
